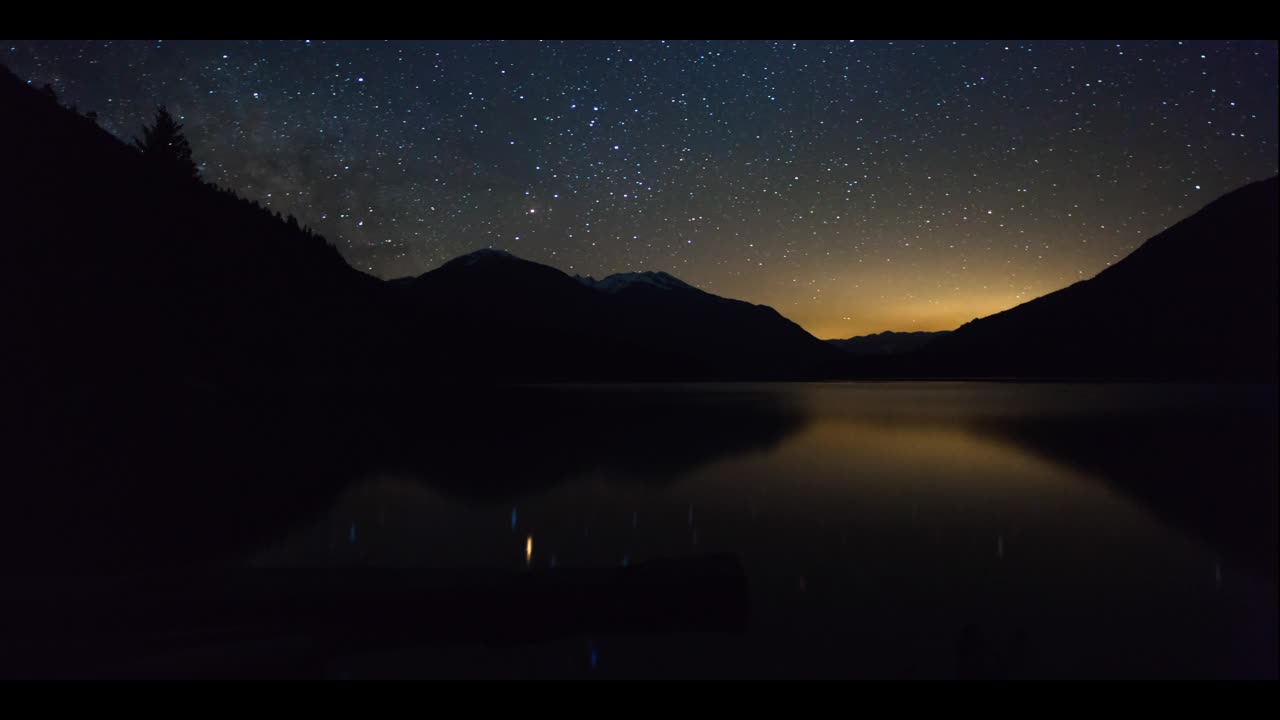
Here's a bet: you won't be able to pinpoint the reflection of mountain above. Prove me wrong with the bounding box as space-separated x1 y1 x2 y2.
351 386 812 502
970 399 1279 579
3 386 809 571
1 391 361 572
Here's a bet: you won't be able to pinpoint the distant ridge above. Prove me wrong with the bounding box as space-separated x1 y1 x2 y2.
827 330 951 356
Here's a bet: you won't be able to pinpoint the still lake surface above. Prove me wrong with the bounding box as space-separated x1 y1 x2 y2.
242 382 1278 678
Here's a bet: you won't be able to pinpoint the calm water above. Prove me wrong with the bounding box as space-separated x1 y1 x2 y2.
241 382 1278 678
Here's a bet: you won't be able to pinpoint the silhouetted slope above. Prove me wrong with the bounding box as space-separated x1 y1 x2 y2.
392 249 672 381
606 276 844 378
0 65 416 570
902 177 1279 380
0 64 393 408
828 330 951 356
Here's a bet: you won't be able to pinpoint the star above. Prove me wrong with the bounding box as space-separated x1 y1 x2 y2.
6 39 1273 338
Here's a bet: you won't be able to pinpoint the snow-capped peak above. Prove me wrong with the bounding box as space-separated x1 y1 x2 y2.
575 271 696 293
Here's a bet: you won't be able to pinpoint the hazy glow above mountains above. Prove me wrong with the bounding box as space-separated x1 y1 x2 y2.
7 40 1276 338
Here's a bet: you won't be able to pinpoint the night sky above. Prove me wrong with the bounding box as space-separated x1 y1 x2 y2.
4 40 1276 338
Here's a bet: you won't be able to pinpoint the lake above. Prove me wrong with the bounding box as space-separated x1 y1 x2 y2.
240 382 1278 679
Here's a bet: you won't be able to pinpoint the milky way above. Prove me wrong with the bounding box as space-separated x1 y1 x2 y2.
4 40 1276 337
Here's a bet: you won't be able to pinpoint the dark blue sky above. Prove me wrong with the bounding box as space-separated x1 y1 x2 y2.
4 39 1276 336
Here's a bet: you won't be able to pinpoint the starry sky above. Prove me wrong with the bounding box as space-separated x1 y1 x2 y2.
4 39 1277 338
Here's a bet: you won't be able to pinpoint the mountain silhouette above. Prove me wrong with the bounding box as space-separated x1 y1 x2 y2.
597 266 845 379
0 64 391 408
891 177 1278 380
828 330 952 356
11 58 1269 390
393 247 845 381
1 64 403 571
0 59 844 417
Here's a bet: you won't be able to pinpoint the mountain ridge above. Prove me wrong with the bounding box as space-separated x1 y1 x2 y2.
827 330 953 356
3 60 1274 386
897 175 1279 380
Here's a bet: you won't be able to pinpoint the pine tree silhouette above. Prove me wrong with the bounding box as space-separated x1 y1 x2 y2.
133 105 198 181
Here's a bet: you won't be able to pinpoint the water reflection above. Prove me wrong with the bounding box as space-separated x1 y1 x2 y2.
10 381 1276 677
242 383 1276 677
254 384 1275 586
959 387 1278 578
367 385 813 501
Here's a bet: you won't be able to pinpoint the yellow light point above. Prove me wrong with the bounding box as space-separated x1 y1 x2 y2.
525 535 533 564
